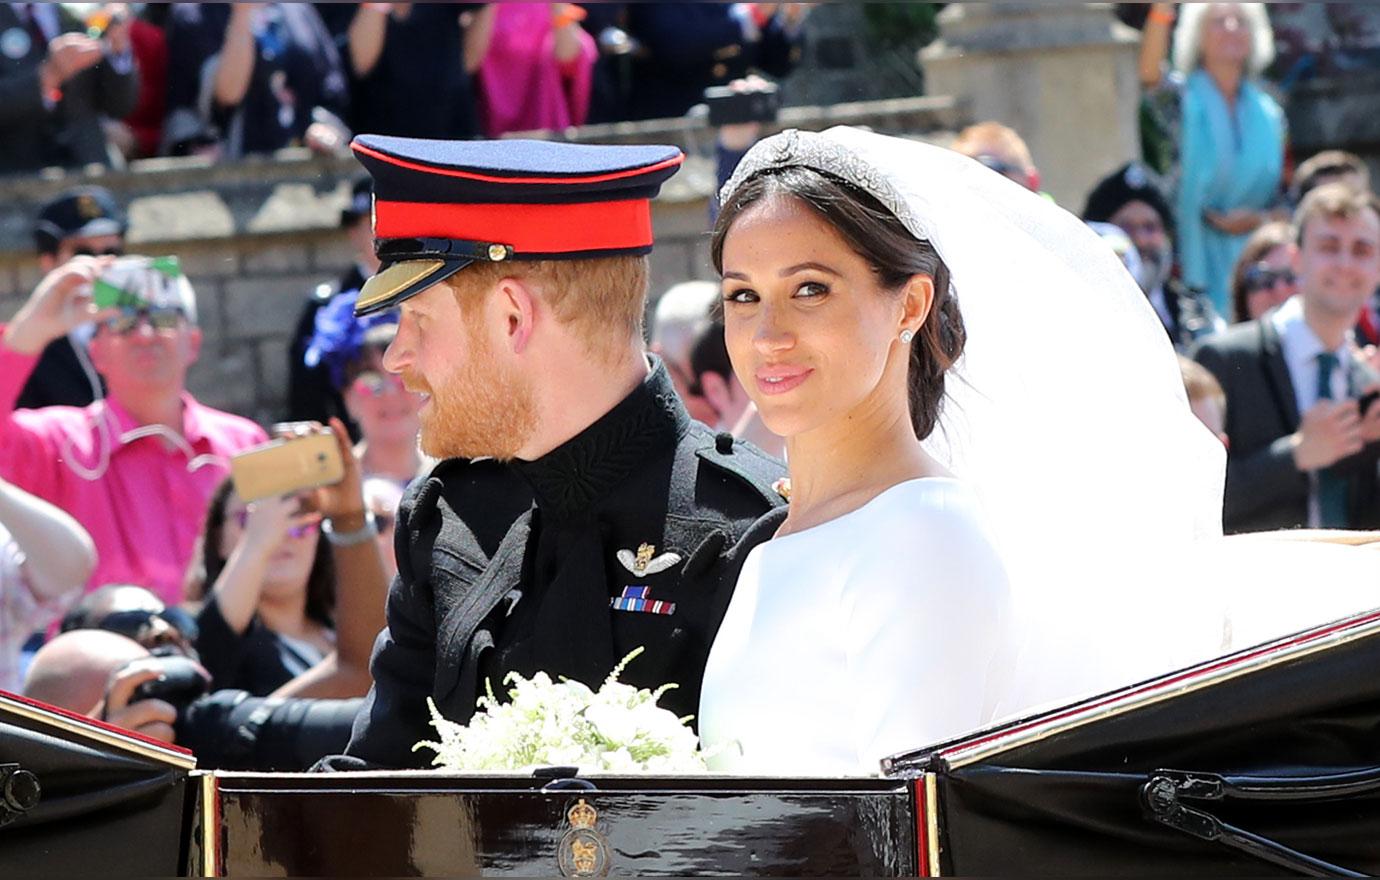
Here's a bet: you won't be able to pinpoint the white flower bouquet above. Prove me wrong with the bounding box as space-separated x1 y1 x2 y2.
414 648 708 773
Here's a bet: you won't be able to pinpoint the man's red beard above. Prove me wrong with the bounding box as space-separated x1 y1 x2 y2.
406 325 539 461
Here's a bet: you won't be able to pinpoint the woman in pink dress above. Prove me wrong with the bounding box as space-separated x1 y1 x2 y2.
468 3 596 138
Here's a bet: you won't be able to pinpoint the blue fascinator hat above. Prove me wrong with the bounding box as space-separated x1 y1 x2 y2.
304 289 399 389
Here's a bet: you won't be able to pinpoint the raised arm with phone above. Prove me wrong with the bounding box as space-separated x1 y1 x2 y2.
276 418 391 700
0 256 267 605
195 418 387 700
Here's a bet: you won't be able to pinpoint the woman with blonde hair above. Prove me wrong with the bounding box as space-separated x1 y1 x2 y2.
1140 3 1284 316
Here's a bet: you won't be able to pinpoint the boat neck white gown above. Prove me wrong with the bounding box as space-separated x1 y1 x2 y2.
698 477 1015 776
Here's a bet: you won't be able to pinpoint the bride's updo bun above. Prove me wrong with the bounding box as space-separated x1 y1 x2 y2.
711 165 964 441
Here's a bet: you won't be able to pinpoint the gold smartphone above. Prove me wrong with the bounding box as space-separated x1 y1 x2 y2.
229 431 345 503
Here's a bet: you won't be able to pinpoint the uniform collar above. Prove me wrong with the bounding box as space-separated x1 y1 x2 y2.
510 356 690 520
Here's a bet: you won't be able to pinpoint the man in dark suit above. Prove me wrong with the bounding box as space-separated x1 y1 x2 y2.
0 2 138 173
1192 183 1380 533
321 136 786 769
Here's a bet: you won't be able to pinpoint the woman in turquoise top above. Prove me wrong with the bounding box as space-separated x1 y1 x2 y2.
1170 3 1284 317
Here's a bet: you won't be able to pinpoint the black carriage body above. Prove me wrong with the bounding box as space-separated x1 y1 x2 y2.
891 608 1380 876
195 772 917 876
0 691 195 874
10 609 1380 876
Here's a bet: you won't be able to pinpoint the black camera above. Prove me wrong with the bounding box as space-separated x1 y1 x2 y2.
704 82 780 127
128 655 210 710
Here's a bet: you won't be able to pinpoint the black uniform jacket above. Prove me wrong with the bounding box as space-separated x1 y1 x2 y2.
330 359 787 769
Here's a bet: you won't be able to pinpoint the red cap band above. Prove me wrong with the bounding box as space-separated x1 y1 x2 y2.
373 198 654 255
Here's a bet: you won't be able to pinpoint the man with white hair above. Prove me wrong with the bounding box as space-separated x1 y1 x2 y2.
648 280 720 424
0 257 267 603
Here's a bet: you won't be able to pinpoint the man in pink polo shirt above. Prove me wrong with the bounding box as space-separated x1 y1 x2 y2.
0 256 267 605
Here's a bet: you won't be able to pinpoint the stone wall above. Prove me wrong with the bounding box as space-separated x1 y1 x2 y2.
0 97 963 427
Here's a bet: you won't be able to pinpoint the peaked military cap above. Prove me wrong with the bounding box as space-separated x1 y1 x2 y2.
350 135 685 316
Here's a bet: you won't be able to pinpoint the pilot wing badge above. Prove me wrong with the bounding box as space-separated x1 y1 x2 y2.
617 543 681 577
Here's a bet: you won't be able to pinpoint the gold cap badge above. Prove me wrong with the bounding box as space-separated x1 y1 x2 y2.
76 194 101 220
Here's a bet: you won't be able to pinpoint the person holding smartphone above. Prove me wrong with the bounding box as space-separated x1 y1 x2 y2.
1192 184 1380 532
185 478 336 696
0 256 268 605
191 418 390 700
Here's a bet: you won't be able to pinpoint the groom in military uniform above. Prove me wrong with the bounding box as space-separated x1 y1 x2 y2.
328 135 785 768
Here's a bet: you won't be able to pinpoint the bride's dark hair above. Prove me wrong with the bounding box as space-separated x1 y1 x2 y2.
710 166 965 441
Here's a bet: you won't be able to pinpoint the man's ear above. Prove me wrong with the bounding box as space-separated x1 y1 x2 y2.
902 274 936 334
184 326 203 365
495 277 537 355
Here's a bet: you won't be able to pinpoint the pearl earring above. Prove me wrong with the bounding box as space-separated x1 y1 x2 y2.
899 329 915 344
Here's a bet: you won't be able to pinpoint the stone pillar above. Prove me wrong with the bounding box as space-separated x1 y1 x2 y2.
921 2 1141 210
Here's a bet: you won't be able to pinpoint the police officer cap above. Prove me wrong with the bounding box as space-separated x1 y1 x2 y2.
350 135 685 317
32 186 126 254
1082 162 1173 233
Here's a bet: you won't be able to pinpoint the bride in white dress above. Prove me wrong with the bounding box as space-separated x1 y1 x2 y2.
696 129 1014 776
698 126 1380 776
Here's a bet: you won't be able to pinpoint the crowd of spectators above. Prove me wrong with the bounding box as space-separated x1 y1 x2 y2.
1092 3 1380 538
6 0 1380 773
0 1 812 174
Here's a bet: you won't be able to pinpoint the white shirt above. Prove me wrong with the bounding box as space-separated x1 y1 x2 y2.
699 478 1014 776
1272 295 1353 416
1271 295 1354 527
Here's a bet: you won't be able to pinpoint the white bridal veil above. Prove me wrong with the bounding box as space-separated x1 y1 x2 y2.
723 127 1380 717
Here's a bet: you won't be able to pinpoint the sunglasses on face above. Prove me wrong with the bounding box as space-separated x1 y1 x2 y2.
95 607 200 648
100 307 186 336
350 371 408 398
1243 264 1296 292
73 245 124 258
233 509 319 539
